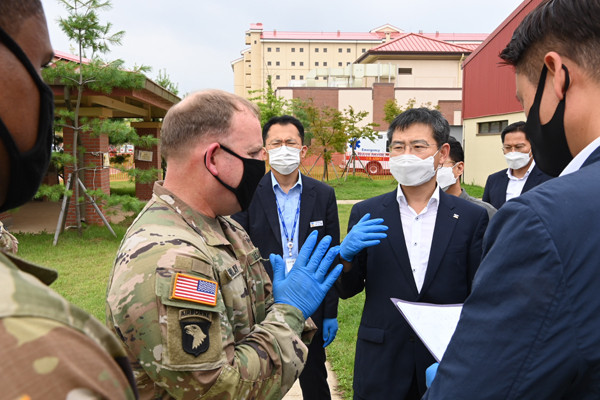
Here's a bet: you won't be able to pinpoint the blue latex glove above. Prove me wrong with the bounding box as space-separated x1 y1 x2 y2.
271 231 343 319
340 213 388 262
426 362 439 388
322 318 338 348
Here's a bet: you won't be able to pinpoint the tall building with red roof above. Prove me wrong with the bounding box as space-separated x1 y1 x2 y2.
232 23 486 140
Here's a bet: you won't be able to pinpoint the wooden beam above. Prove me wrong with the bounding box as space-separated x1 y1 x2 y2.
86 95 147 116
55 107 113 118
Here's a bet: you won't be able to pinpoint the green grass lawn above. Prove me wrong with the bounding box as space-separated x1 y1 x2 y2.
13 178 484 400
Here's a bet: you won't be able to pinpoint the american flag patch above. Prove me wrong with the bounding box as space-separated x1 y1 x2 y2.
171 273 218 306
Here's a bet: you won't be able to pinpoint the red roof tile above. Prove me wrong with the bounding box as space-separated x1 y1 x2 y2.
370 33 474 53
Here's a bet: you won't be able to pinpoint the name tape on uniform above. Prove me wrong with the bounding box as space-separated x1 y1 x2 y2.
310 220 324 228
171 273 218 306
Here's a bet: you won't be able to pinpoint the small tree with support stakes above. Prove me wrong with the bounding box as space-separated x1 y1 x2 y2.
40 0 159 245
340 106 379 180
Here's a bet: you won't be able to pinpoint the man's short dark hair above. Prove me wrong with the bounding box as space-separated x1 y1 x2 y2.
501 121 527 143
0 0 44 36
500 0 600 84
447 136 464 163
387 108 450 147
262 115 305 144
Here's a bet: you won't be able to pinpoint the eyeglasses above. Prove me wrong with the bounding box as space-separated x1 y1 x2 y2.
502 144 529 153
390 141 436 155
266 139 302 149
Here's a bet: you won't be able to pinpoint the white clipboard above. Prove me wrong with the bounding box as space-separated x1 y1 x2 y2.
391 298 463 362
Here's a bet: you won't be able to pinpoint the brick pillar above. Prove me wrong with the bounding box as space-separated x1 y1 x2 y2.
131 122 162 201
63 120 110 226
372 83 395 131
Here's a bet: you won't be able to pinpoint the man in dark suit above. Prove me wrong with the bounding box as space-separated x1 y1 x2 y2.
482 121 551 209
232 115 340 400
336 108 489 400
424 0 600 397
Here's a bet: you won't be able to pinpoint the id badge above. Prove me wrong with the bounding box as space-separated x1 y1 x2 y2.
285 258 295 275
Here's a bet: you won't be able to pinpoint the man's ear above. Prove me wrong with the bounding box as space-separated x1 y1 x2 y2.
438 142 450 166
203 142 221 176
300 145 308 159
455 161 465 178
544 51 568 101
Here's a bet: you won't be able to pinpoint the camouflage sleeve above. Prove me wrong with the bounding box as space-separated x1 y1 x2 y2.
108 242 312 399
0 317 136 400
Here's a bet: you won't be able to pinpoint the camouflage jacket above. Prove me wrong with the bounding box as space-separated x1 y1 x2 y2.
0 221 18 254
106 182 315 400
0 251 137 400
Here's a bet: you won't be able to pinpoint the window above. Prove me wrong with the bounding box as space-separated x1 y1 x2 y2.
315 48 319 53
300 48 304 52
398 68 413 75
338 48 342 53
347 62 351 66
362 48 366 53
347 48 351 53
300 61 304 66
267 47 271 52
323 62 328 66
267 61 272 66
323 48 327 53
291 75 296 80
291 48 295 52
291 61 295 66
478 120 509 135
338 62 343 67
276 61 280 66
315 77 319 80
276 75 280 80
315 62 319 66
300 75 304 79
254 40 257 44
276 47 280 52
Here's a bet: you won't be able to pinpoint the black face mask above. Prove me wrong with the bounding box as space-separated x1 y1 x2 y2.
205 144 265 212
524 64 573 177
0 25 54 212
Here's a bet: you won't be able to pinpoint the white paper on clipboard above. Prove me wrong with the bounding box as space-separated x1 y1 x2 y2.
391 298 463 362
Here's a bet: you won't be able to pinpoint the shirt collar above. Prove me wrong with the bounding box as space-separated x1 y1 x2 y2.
271 171 303 192
560 136 600 177
507 159 535 180
396 183 440 208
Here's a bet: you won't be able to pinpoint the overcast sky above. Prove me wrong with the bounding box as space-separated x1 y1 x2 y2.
40 0 524 96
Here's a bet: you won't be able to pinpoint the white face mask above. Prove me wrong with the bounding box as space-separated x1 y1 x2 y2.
504 151 531 170
437 165 457 191
268 145 301 175
389 151 438 187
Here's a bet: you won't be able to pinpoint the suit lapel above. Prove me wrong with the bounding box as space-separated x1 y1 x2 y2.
420 190 458 296
582 146 600 168
256 172 282 249
380 190 419 296
299 175 316 244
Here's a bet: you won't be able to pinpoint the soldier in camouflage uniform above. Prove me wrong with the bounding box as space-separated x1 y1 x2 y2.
0 1 138 398
106 90 344 399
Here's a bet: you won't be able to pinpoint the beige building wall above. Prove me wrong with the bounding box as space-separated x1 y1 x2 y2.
462 111 526 187
338 90 373 125
367 58 464 88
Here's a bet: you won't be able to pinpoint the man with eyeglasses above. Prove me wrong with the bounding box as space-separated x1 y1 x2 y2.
232 115 341 400
336 108 488 400
437 136 497 220
482 121 551 209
